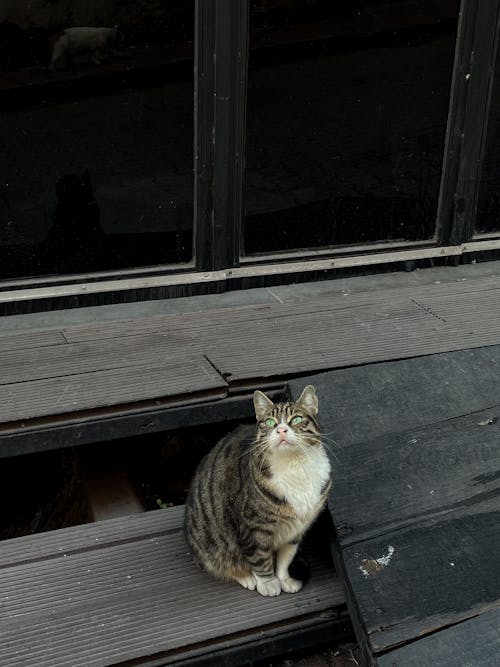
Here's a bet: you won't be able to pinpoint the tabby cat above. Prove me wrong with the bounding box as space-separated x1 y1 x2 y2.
185 385 331 597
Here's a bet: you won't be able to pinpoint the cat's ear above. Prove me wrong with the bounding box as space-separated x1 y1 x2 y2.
296 385 318 415
253 390 274 420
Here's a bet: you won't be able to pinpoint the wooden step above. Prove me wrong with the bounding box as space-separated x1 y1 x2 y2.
0 506 348 667
289 345 500 666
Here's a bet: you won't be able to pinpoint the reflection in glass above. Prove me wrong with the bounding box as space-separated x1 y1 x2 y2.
243 0 459 256
477 45 500 235
0 1 194 280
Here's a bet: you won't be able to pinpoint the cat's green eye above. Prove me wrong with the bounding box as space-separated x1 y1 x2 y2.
291 416 303 425
265 418 277 428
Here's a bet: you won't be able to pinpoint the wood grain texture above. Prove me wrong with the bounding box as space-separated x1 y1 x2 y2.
59 275 500 344
377 606 500 667
332 407 500 545
342 501 500 653
293 345 500 448
0 356 227 423
61 293 419 343
0 329 66 351
0 506 344 667
0 332 198 384
289 348 500 661
4 277 500 432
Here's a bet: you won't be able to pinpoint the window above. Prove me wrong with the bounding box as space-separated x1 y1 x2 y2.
243 0 459 257
2 0 500 307
0 1 195 280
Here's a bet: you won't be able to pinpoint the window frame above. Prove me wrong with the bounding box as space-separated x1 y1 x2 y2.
3 0 500 311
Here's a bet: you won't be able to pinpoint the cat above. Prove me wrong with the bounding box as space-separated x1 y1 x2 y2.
185 385 331 597
51 26 121 70
49 169 102 240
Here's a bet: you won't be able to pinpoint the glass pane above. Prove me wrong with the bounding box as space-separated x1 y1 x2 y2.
476 45 500 235
0 2 194 280
243 0 459 256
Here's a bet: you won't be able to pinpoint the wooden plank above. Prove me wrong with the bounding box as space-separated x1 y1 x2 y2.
204 290 500 383
0 506 344 667
0 332 198 385
60 275 500 344
341 493 500 654
377 606 500 667
0 329 66 351
331 401 500 537
289 351 500 661
0 357 227 424
62 293 420 343
203 311 450 382
289 346 500 448
0 507 183 568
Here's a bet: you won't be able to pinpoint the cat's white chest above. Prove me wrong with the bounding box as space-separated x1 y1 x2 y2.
269 445 330 518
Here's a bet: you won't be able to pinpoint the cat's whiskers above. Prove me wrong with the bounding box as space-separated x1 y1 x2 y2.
318 440 342 466
319 430 344 449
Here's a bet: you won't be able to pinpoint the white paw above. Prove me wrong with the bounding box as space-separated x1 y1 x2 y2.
279 576 303 593
235 573 256 590
256 576 281 597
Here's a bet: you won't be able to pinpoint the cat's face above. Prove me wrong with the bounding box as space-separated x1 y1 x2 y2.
253 385 321 453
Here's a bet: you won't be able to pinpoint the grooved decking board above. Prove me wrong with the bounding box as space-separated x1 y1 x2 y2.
62 295 421 343
202 286 500 382
59 275 500 344
5 275 500 436
0 506 182 568
0 332 198 384
203 312 460 382
0 506 344 667
59 276 500 344
0 357 227 424
289 348 500 665
0 329 66 351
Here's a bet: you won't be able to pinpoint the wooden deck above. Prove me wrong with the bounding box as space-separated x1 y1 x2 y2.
290 346 500 666
3 274 500 455
2 270 500 665
0 506 346 667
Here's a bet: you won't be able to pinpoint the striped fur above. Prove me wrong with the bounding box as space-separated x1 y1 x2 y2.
184 385 331 596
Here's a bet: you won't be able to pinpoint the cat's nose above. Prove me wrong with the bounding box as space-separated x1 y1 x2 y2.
277 425 288 434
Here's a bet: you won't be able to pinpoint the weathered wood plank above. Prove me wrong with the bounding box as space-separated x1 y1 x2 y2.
341 498 500 654
0 506 344 667
0 357 227 424
0 332 198 385
60 275 500 344
329 407 500 544
0 507 183 568
290 346 500 448
377 606 500 667
0 329 66 351
204 311 448 381
289 350 500 661
62 296 420 343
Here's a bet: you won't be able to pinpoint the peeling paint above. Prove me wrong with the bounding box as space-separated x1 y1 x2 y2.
360 545 395 577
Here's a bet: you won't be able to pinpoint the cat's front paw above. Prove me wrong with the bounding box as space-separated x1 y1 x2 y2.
279 576 303 593
235 573 257 591
256 576 281 597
